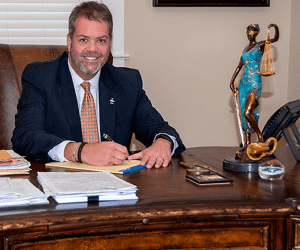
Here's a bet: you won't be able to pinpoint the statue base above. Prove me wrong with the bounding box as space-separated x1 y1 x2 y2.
223 155 273 172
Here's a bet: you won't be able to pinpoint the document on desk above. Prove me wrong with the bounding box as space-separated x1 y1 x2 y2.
0 178 49 207
37 171 138 204
45 160 146 175
0 150 31 175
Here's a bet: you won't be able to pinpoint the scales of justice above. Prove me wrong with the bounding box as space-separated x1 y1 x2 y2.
223 23 280 172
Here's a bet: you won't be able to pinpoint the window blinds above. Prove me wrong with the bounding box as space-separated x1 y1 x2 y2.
0 0 81 45
0 0 127 66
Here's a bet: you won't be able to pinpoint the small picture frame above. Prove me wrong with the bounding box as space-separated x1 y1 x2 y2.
186 173 233 186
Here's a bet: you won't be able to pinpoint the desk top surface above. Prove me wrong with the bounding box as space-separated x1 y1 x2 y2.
0 146 299 231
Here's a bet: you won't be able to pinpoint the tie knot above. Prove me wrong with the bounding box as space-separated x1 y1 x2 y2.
81 82 90 92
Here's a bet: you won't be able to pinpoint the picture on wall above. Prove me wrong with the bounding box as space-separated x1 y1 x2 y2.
153 0 270 7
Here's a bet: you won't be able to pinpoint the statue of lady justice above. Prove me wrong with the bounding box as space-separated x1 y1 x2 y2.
229 24 279 161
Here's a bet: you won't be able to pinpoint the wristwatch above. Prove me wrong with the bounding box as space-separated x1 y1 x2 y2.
155 134 174 151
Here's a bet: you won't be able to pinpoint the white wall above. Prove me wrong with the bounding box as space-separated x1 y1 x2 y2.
288 0 300 101
125 0 294 148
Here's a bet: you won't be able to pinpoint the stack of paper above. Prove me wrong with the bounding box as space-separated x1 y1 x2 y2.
0 177 49 207
37 171 138 204
0 150 31 175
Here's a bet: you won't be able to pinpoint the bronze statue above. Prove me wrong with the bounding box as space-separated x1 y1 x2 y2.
229 24 279 161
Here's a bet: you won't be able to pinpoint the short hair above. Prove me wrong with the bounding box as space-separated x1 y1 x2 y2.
68 1 113 40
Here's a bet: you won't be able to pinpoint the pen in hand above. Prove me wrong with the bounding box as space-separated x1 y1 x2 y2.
103 134 130 162
103 133 114 142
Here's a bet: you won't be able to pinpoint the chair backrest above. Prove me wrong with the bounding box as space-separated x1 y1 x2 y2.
0 44 68 149
0 44 113 149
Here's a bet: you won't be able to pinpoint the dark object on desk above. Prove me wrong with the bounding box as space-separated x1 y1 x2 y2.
262 99 300 161
223 155 273 172
186 174 233 186
87 196 99 203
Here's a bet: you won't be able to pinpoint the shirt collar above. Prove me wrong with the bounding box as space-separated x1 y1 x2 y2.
68 58 101 90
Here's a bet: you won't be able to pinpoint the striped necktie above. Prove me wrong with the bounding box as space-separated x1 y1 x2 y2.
80 82 99 143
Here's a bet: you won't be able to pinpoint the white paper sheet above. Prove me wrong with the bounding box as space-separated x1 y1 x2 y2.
38 171 138 204
0 178 48 207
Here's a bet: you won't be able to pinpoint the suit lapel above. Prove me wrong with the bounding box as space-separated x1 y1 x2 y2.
99 65 117 141
57 55 82 141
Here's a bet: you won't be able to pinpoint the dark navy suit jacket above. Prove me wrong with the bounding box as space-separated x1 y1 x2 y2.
12 51 185 162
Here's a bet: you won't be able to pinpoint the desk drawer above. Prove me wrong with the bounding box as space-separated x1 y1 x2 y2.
288 215 300 249
5 220 271 250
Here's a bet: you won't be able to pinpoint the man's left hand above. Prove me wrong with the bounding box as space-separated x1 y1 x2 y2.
128 138 172 169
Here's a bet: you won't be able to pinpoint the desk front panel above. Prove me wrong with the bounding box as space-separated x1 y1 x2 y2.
4 215 281 250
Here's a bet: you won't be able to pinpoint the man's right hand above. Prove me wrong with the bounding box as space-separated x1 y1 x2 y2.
65 142 129 166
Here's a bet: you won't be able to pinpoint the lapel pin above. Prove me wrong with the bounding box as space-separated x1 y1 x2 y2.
110 98 115 105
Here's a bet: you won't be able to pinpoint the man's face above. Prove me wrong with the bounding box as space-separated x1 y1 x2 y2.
67 16 112 80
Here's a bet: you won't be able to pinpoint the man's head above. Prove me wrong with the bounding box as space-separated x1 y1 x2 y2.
67 1 113 80
68 1 113 41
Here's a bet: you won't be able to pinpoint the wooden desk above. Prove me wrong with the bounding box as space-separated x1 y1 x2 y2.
1 146 300 250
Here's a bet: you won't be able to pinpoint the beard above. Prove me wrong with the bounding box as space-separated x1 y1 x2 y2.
69 45 109 75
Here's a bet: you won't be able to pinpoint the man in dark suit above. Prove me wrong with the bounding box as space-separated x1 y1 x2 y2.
12 1 185 169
